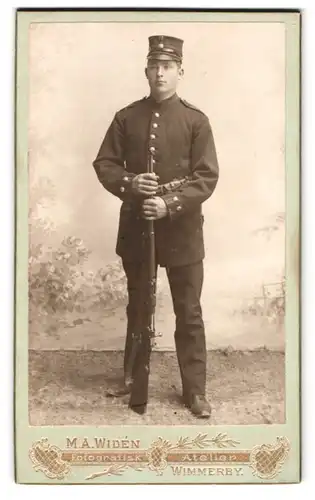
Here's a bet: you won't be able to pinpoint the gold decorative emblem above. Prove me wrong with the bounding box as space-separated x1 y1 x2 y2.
29 438 71 480
250 437 290 480
147 438 172 475
146 433 240 476
158 43 164 49
28 434 291 482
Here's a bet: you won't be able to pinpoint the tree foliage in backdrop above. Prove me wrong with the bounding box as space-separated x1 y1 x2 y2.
29 177 127 324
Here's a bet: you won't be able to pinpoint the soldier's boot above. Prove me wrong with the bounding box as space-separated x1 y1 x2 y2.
184 394 212 419
105 374 132 398
106 385 130 398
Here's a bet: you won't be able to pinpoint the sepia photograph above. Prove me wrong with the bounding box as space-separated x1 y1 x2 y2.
27 20 287 426
14 9 300 485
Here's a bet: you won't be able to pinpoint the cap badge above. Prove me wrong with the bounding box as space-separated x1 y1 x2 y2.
158 42 164 49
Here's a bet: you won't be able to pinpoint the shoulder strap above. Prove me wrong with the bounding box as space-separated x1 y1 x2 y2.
122 97 147 111
180 98 205 115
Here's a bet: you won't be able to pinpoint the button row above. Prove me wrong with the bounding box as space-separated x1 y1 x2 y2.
149 112 160 160
120 175 131 193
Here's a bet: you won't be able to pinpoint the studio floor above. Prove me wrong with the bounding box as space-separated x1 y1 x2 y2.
28 349 285 426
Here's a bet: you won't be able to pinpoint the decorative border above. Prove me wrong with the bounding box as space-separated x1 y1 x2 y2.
29 434 290 481
250 437 290 480
29 438 71 480
15 10 300 486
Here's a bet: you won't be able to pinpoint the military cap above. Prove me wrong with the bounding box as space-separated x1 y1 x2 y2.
147 35 183 62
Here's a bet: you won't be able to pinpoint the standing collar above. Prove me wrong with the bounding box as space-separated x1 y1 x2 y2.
147 92 180 109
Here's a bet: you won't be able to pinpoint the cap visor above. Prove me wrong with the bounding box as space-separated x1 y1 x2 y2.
147 52 181 62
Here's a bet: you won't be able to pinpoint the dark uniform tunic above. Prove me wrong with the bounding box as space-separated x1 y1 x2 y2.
93 92 219 399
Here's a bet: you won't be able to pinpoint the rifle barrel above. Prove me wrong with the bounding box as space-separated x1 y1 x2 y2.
148 152 156 308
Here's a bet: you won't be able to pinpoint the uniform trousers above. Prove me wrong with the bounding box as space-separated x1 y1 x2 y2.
122 260 206 397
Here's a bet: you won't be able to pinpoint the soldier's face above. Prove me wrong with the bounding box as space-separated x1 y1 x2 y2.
145 60 183 96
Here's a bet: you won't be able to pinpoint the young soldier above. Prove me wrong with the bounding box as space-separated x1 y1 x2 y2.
93 35 219 418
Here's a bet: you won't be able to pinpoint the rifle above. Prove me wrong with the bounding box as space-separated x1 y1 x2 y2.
125 159 190 413
126 151 158 414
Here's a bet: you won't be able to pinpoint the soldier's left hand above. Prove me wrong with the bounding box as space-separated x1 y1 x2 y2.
142 197 168 220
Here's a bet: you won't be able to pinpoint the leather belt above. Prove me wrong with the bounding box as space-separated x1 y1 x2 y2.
156 177 190 196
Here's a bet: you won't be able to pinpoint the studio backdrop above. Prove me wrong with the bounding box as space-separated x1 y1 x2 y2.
28 22 285 351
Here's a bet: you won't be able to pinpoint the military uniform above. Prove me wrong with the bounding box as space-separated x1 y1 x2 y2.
93 35 219 406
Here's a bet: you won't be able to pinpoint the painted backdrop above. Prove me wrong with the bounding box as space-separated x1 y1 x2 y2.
28 22 285 350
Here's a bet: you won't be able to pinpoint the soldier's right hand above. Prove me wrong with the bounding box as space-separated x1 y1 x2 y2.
131 173 159 196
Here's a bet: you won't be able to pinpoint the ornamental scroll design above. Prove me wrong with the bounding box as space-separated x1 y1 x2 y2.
28 434 290 481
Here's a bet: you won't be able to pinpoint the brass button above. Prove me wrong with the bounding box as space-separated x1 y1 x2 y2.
120 186 125 193
154 112 160 118
173 196 179 201
123 176 129 182
152 123 158 129
150 134 156 139
176 205 182 211
149 146 155 153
